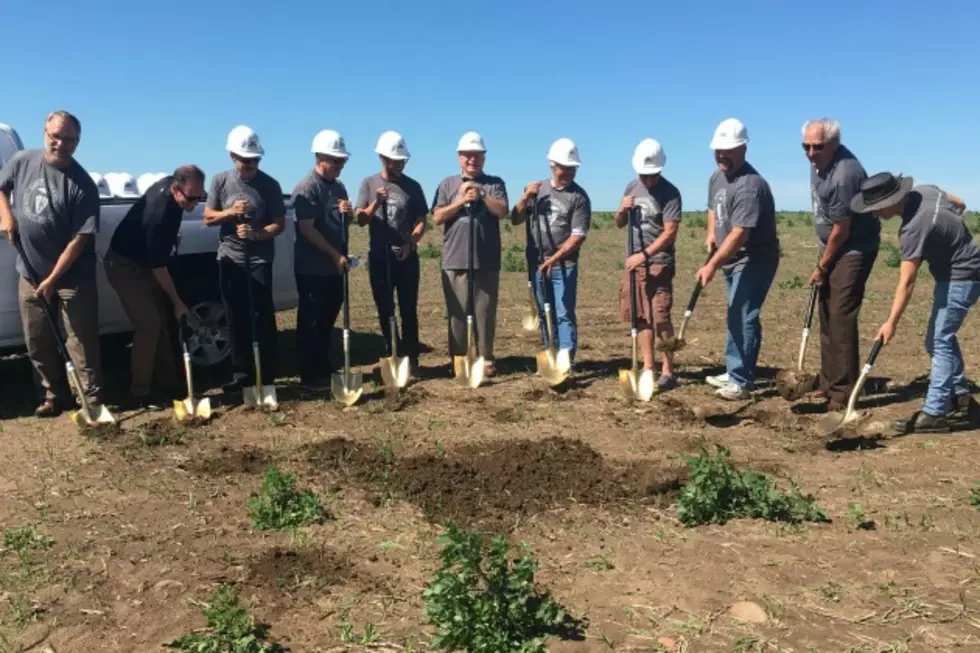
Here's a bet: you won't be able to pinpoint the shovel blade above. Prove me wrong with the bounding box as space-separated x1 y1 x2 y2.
243 385 278 410
815 407 865 438
173 397 212 421
521 306 540 332
69 402 116 427
618 368 655 402
331 371 363 406
380 355 410 390
658 336 686 353
536 348 571 386
453 354 485 388
776 369 817 402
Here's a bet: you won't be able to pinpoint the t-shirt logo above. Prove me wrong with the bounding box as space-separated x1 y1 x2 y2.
713 188 729 229
811 187 827 225
635 196 659 221
22 179 52 224
538 197 569 229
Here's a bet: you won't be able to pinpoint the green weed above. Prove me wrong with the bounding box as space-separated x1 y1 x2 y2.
165 584 285 652
247 466 328 531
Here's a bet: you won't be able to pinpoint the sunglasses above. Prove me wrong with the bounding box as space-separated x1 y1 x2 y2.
178 187 207 202
233 155 261 165
801 142 825 152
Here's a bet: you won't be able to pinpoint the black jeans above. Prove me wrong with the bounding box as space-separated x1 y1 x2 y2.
219 257 278 386
368 251 420 358
295 273 344 383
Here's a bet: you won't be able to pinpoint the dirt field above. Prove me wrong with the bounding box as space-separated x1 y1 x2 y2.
3 211 980 653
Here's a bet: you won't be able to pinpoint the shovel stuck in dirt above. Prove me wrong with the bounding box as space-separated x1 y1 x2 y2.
776 283 819 401
529 196 570 387
453 203 485 389
618 208 654 402
173 316 212 421
814 337 884 438
378 207 410 391
332 212 364 406
658 249 714 353
241 238 278 411
13 240 116 427
520 213 540 333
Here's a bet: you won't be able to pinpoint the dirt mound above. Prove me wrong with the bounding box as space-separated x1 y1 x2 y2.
305 436 683 527
192 445 271 475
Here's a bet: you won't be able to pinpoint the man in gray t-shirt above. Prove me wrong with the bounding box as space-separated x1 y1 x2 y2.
801 119 881 411
0 111 105 416
851 173 980 434
203 126 285 388
612 137 683 389
355 131 429 374
511 137 591 366
431 132 509 376
697 119 780 400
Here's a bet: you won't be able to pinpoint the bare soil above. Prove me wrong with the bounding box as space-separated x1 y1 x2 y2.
3 218 980 652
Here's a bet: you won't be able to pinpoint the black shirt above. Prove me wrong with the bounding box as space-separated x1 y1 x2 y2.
109 176 183 268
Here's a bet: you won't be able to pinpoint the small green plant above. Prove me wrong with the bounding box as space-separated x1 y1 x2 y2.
247 465 327 531
165 584 284 652
339 612 381 644
846 502 875 530
675 446 830 527
422 522 579 653
419 242 442 260
969 484 980 509
778 275 805 290
882 242 901 268
3 524 53 564
502 247 527 273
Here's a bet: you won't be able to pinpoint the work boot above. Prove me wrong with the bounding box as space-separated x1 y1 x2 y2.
947 393 980 421
892 411 951 435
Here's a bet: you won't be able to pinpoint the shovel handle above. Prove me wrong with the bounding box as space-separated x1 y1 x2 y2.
683 248 716 315
803 283 818 330
865 336 884 369
11 239 74 367
842 336 884 417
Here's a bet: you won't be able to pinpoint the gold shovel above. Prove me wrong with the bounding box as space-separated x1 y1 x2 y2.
659 249 714 353
776 283 819 401
13 240 116 427
520 214 540 332
378 208 410 390
332 212 364 406
241 238 278 411
173 316 212 421
453 202 485 388
814 337 884 437
618 208 654 401
530 197 570 386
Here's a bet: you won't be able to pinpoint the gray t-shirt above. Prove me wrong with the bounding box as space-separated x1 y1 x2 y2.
0 149 99 286
206 169 285 267
355 173 428 260
899 185 980 282
432 173 508 271
810 145 880 256
292 170 349 277
527 180 591 264
707 162 780 275
623 176 682 267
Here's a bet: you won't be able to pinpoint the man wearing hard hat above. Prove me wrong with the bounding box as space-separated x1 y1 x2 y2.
203 126 286 391
431 132 509 376
104 165 207 410
614 138 683 390
355 131 428 378
291 130 353 386
0 110 106 417
695 118 780 401
512 138 592 368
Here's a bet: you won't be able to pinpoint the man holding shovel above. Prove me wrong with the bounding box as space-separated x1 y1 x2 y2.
292 130 353 387
614 138 682 391
0 110 106 418
355 131 428 380
432 132 509 378
696 118 780 401
801 119 880 412
851 173 980 434
104 165 207 410
512 137 591 373
203 126 285 393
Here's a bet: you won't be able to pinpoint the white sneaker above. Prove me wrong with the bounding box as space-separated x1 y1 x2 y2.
706 373 730 388
715 382 750 401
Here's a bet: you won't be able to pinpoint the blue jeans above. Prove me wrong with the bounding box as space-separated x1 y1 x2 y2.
724 258 778 389
533 264 579 360
923 280 980 416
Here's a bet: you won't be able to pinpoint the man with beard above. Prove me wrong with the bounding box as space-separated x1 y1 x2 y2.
0 110 105 417
614 138 682 390
697 118 780 400
203 125 285 391
431 132 509 377
355 130 428 378
852 173 979 434
512 137 591 370
802 118 880 412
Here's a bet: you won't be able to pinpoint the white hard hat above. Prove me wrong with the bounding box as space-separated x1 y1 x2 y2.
90 172 112 199
547 137 581 167
632 138 666 175
311 129 349 159
710 118 749 150
375 130 410 161
225 125 264 158
456 131 486 153
105 172 142 199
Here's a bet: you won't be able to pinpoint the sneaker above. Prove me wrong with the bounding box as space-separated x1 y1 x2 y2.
892 410 951 435
657 375 678 391
715 381 750 401
706 373 729 388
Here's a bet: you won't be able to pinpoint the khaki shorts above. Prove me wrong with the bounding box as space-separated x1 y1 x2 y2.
619 264 674 327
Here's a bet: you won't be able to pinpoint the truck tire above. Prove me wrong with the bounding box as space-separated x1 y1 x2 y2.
171 254 232 373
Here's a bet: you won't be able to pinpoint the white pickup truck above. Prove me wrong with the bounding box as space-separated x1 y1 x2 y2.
0 123 298 369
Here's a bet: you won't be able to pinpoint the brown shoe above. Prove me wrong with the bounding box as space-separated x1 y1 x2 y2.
484 361 497 377
34 399 60 418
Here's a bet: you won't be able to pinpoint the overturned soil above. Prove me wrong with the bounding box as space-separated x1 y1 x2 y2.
305 436 684 527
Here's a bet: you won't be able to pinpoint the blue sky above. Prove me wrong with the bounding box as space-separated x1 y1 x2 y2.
3 0 977 211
